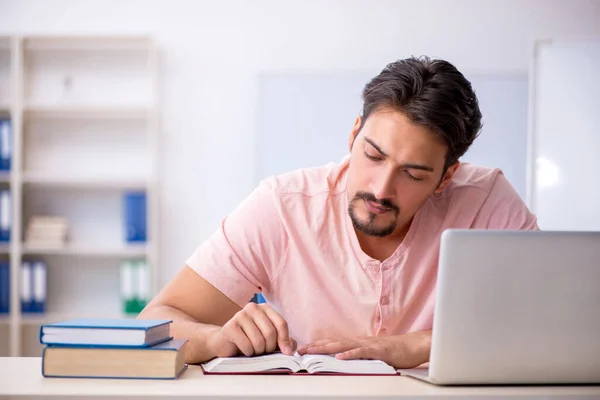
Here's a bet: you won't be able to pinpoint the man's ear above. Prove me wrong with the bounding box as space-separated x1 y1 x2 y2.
435 161 460 193
348 116 362 151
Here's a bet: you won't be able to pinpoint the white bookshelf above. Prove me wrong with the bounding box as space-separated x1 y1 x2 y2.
23 104 152 120
0 35 159 357
22 173 149 189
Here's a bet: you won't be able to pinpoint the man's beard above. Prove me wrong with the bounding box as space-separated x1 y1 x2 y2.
347 191 400 237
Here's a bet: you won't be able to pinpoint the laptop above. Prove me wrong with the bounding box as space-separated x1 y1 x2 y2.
400 229 600 385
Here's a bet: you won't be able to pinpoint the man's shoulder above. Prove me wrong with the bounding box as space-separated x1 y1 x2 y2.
261 157 349 199
446 163 503 195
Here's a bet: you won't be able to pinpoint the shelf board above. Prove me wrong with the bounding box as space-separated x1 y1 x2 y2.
20 311 137 326
0 314 10 324
22 243 148 257
24 104 151 119
24 36 151 51
0 243 9 253
22 172 149 189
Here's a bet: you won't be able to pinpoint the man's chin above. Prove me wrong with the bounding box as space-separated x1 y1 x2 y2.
354 221 396 238
348 204 397 237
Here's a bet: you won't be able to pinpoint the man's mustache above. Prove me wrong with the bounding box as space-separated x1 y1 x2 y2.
353 191 399 212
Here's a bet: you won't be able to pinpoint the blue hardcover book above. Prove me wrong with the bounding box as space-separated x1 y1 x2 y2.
40 318 172 347
124 191 147 242
42 338 188 379
0 119 11 171
0 261 9 314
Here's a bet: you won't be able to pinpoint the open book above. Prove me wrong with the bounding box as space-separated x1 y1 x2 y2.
201 352 398 375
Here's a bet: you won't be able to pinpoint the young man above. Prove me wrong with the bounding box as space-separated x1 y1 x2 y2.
139 56 538 368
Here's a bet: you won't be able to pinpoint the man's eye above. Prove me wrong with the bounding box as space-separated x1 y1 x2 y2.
406 171 424 181
364 152 381 161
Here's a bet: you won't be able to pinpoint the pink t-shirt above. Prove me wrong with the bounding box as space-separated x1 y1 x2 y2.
187 156 538 346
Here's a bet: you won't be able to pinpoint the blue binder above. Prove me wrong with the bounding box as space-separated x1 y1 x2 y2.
31 261 47 313
0 261 9 314
20 261 33 313
20 260 46 313
0 119 11 172
124 191 147 242
0 189 10 242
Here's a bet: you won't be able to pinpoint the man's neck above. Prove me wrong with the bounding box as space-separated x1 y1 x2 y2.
355 221 412 262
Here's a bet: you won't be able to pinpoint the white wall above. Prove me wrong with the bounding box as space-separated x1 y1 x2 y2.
1 0 599 287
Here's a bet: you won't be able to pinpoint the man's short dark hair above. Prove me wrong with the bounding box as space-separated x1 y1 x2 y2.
359 56 483 173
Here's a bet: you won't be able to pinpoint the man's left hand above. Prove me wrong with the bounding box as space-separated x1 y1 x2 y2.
296 330 431 369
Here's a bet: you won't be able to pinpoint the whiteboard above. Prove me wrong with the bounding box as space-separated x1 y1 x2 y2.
255 71 529 198
528 39 600 231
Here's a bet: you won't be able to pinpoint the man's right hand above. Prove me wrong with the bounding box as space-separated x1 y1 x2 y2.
207 302 297 358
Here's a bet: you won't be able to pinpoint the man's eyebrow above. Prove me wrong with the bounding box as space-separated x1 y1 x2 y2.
400 163 435 172
364 137 388 157
364 137 434 172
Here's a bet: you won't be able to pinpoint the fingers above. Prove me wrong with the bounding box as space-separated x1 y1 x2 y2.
289 338 298 353
237 312 267 355
226 320 256 357
335 346 375 360
303 340 357 355
252 309 278 354
297 339 337 354
221 302 295 357
262 305 295 355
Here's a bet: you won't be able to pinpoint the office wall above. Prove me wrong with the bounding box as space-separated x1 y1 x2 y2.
1 0 599 286
255 72 529 198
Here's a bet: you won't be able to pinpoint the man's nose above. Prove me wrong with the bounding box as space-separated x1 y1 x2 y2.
370 169 395 200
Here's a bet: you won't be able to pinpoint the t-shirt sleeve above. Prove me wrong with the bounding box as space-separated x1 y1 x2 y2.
473 172 539 230
185 180 289 307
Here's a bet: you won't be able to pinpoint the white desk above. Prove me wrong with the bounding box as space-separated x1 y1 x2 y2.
1 357 599 399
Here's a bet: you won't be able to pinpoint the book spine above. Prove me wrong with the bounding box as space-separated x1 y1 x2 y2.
0 189 10 242
124 191 147 243
135 259 149 313
20 261 32 313
120 260 137 314
0 119 11 171
0 261 9 314
32 261 47 313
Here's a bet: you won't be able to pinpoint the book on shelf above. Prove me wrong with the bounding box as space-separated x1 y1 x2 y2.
42 338 188 380
20 260 46 313
0 261 8 314
0 188 10 242
201 352 398 375
124 191 146 242
120 259 150 314
0 118 11 172
25 215 68 247
39 318 172 346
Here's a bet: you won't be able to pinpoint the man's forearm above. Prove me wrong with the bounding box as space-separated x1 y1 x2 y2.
138 304 220 364
414 329 432 365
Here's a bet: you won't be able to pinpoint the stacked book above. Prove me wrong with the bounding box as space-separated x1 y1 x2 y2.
40 318 188 379
25 216 69 248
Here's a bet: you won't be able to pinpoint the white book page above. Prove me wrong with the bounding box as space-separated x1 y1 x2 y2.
299 354 396 375
202 353 301 373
